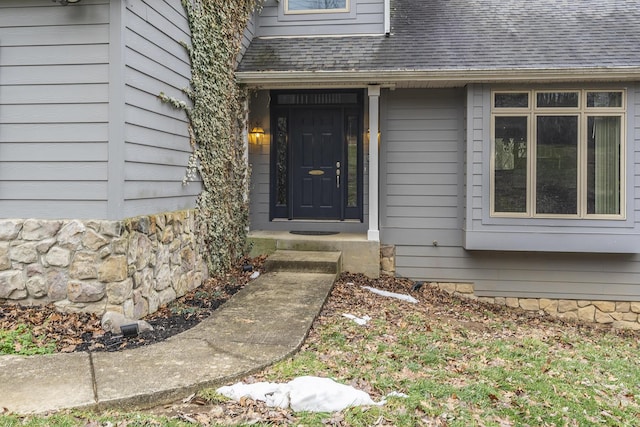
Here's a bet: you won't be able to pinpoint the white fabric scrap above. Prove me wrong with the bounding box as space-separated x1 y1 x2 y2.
216 381 280 402
362 286 418 304
216 376 384 413
386 391 409 398
250 271 260 280
342 313 372 325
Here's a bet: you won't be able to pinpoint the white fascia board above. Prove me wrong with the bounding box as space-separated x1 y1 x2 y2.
236 68 640 87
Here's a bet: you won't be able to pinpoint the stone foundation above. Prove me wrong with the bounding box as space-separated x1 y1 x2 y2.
380 244 396 276
431 282 640 330
379 245 640 330
0 210 208 319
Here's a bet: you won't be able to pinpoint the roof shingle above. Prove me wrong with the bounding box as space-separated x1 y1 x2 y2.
238 0 640 74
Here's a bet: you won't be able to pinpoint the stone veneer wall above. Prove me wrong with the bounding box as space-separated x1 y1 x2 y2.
0 210 208 319
432 283 640 331
380 245 396 276
379 245 640 330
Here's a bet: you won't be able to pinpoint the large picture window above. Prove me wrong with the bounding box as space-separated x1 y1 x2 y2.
285 0 349 13
491 90 625 218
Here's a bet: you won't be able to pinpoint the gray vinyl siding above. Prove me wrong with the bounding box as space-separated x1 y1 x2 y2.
0 0 110 219
239 10 257 60
247 92 270 228
256 0 384 37
381 86 640 301
246 92 270 228
122 0 199 218
379 87 466 256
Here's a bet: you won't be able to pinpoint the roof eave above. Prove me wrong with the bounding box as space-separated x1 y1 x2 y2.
236 68 640 88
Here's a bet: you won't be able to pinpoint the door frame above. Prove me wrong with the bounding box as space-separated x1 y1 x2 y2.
269 89 364 221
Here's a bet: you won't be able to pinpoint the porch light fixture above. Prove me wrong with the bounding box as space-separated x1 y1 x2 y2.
52 0 81 4
249 126 265 145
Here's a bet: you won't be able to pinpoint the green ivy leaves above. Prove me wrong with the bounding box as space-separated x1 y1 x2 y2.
161 0 260 275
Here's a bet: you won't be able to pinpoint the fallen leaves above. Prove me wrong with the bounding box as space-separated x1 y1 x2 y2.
0 305 102 354
150 397 299 426
0 256 266 355
5 268 640 425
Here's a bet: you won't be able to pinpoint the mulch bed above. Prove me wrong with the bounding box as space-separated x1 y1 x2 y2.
0 256 265 354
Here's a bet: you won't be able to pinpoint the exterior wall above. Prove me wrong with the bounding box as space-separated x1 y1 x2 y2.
0 210 207 319
240 9 257 60
379 87 467 277
0 0 111 219
379 86 640 302
247 90 368 233
248 91 272 229
256 0 384 37
0 1 208 318
0 0 198 221
122 0 200 218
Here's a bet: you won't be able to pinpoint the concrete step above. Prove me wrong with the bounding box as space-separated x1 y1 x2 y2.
264 250 342 275
248 231 380 278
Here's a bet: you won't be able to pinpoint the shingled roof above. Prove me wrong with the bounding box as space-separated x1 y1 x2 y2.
237 0 640 85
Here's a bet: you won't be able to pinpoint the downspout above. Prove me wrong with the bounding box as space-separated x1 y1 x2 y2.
384 0 391 35
367 85 381 242
107 0 126 220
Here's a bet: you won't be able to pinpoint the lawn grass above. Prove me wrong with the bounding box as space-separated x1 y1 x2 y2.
0 412 192 427
1 279 639 426
0 324 56 356
252 288 640 426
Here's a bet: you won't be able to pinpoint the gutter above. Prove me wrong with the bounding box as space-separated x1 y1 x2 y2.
236 68 640 88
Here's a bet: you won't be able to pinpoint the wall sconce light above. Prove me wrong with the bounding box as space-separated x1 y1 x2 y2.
249 126 265 145
52 0 82 4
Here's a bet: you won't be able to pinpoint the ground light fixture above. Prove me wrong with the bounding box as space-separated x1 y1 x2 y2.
120 323 139 338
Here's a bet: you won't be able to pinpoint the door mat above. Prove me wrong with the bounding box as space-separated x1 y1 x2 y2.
289 231 339 236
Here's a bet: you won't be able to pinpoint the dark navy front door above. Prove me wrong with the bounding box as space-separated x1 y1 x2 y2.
291 108 343 219
269 90 363 222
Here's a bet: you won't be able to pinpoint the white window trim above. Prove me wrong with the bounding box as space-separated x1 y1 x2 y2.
284 0 350 14
490 89 626 220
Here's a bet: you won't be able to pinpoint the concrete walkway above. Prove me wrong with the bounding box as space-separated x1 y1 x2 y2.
0 271 336 415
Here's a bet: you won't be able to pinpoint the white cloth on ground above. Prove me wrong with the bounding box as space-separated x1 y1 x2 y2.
217 376 385 412
342 313 372 325
361 286 418 303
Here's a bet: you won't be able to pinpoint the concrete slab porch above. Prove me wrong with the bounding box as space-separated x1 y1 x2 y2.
247 231 380 278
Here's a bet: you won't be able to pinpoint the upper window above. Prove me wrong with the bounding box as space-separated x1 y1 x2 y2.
491 90 625 219
285 0 349 14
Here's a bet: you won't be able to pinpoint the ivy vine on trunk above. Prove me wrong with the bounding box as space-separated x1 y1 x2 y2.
160 0 260 275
